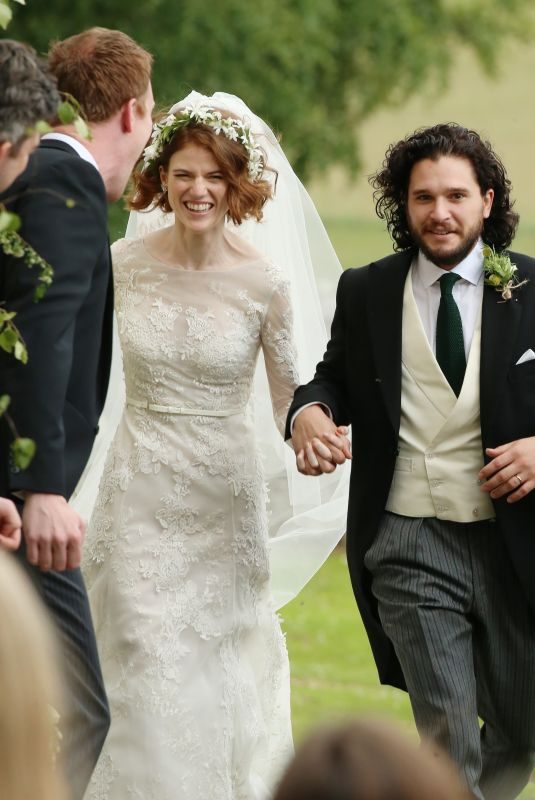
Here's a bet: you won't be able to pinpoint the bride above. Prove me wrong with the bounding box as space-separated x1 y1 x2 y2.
79 92 347 799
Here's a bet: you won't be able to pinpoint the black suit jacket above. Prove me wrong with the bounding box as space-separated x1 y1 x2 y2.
286 249 535 690
0 139 113 499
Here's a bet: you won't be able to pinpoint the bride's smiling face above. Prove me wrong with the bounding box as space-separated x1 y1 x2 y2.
160 143 229 233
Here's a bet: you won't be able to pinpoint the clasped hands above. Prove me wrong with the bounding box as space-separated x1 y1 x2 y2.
292 408 535 501
21 492 86 571
479 436 535 503
1 492 88 571
291 404 351 476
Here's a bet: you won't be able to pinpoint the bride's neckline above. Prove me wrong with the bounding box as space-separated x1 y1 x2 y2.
140 238 265 273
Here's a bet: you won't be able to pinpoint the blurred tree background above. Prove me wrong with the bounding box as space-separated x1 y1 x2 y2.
5 0 534 180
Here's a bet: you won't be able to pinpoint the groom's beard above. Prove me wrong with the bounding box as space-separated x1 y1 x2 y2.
408 218 484 268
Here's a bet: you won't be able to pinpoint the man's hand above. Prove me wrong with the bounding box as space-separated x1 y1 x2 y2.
479 436 535 503
292 404 351 476
0 498 22 551
22 493 86 571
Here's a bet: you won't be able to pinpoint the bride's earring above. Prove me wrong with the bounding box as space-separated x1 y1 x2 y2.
161 182 167 193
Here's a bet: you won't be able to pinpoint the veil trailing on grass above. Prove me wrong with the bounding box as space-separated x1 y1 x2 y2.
71 91 349 609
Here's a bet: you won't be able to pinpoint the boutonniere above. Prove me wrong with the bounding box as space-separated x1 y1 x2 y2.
483 244 528 302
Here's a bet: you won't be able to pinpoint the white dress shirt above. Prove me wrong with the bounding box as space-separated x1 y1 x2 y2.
41 132 100 174
412 240 484 359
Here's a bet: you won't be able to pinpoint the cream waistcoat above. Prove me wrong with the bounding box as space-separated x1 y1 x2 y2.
385 268 495 522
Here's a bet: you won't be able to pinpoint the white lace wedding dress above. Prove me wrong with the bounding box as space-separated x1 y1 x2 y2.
83 236 296 799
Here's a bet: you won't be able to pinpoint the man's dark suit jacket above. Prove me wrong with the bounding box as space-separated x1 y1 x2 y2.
286 249 535 690
0 139 113 500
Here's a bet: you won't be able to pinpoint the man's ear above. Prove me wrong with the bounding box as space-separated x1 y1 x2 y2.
483 187 494 220
120 98 137 134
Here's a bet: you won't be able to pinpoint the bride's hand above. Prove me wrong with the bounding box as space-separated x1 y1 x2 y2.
292 405 351 476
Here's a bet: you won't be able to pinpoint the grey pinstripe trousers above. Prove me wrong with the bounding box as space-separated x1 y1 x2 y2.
364 512 535 800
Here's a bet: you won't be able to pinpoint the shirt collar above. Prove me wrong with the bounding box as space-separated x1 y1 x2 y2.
41 132 100 174
415 239 484 288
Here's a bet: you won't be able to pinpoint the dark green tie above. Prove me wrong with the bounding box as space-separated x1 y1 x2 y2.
436 272 466 396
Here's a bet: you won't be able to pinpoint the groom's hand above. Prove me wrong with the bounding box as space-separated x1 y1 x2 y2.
479 436 535 503
22 493 86 571
292 404 351 476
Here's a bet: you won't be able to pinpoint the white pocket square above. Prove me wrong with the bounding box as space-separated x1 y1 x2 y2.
516 349 535 365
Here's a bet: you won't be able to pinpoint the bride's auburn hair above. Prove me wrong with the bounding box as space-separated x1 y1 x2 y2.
129 119 275 225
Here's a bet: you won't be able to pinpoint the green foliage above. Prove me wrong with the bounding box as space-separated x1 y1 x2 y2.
57 96 92 140
0 228 54 301
0 307 27 362
0 208 21 234
6 0 534 179
0 393 10 416
10 436 35 469
483 244 529 300
483 244 518 283
0 395 36 469
0 0 24 30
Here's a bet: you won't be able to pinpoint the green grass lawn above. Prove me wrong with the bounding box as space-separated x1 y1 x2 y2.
281 552 535 797
281 550 412 741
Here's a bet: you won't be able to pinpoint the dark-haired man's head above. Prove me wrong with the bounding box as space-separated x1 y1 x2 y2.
371 124 519 267
0 39 60 192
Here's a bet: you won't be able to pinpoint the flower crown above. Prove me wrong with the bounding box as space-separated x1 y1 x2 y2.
142 103 264 180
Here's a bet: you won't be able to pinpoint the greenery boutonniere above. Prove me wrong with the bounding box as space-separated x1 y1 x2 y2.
483 245 528 302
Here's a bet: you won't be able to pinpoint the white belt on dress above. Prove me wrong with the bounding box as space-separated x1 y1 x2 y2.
126 398 244 417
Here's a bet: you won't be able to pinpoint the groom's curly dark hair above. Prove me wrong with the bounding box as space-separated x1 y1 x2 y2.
370 123 519 251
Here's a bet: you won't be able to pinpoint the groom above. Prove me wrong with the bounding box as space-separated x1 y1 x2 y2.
0 28 153 799
288 124 535 800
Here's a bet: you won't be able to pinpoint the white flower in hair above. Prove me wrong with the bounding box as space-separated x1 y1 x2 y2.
223 124 238 141
184 101 211 121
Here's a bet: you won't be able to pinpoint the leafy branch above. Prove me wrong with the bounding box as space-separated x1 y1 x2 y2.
1 0 91 473
0 209 55 469
0 206 54 302
0 394 36 470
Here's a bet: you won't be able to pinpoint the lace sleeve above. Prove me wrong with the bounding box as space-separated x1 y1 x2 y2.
260 272 300 437
258 268 349 612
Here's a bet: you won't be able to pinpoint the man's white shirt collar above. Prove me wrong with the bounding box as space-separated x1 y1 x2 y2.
415 239 484 287
41 132 100 174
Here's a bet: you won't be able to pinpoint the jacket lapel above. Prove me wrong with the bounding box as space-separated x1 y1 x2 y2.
367 250 414 432
480 279 521 441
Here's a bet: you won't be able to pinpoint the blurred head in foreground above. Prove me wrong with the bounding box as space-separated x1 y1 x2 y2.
273 719 472 800
0 552 67 800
